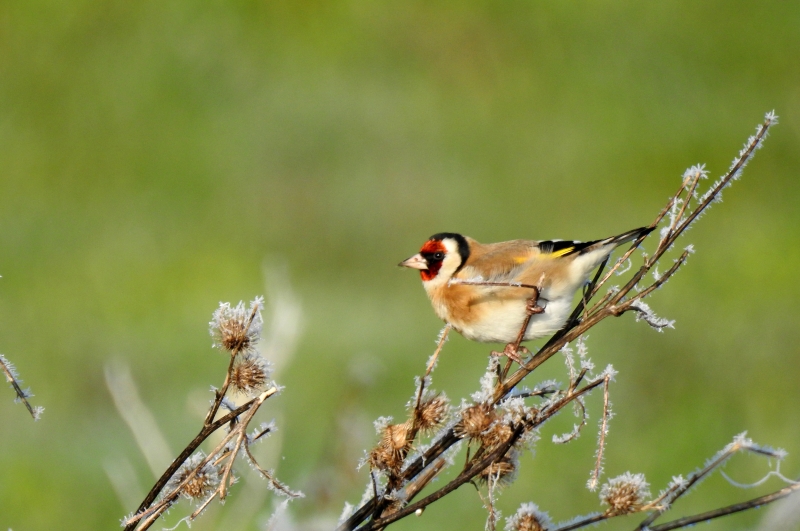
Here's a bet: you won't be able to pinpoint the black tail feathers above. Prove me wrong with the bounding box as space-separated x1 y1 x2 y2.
608 226 654 246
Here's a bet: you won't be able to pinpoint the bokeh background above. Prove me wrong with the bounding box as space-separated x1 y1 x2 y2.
1 1 799 530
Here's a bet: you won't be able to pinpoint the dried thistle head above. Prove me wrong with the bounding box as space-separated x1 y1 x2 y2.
230 352 272 396
416 394 450 434
369 421 413 472
456 403 496 441
479 449 519 487
481 420 514 450
504 502 552 531
209 298 264 354
165 452 221 503
600 472 651 515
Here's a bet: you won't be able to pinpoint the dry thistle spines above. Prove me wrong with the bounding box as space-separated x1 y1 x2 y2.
0 353 43 420
415 393 450 434
163 452 222 504
209 297 264 354
370 421 413 472
505 502 552 531
479 447 520 487
230 351 272 396
123 296 294 531
456 402 495 441
600 472 651 515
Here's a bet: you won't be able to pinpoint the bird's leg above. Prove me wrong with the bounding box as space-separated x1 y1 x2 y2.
525 297 545 316
492 344 529 365
496 287 543 371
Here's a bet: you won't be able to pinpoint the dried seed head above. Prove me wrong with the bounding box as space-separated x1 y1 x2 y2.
230 352 272 396
600 472 651 515
369 421 412 472
479 449 519 487
481 420 514 450
456 403 496 441
209 298 264 354
504 502 552 531
416 394 450 433
165 452 221 502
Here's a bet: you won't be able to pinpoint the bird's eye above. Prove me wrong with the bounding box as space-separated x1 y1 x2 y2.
433 252 445 261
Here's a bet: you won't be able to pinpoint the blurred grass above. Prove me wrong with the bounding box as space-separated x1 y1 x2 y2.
1 1 799 529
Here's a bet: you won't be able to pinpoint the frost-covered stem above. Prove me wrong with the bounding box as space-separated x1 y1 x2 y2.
630 250 690 303
493 305 608 401
379 325 452 505
449 280 541 290
553 512 608 531
129 426 242 529
409 324 451 434
218 391 266 501
480 478 499 531
423 324 451 378
587 375 611 490
130 388 277 531
393 456 447 506
665 170 701 243
190 490 218 519
568 367 588 394
356 426 524 531
0 354 41 420
665 116 774 251
124 396 260 530
499 285 542 381
648 480 800 531
547 479 800 531
204 352 238 425
133 502 172 531
635 439 744 529
204 304 259 426
218 389 275 503
244 442 303 498
345 379 604 531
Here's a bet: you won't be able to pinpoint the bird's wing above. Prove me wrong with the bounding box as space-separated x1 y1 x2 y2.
457 238 595 288
458 239 538 280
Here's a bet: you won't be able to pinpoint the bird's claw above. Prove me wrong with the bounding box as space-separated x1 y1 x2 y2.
526 298 545 316
492 344 530 366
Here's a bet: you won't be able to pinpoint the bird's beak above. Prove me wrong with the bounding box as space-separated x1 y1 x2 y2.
399 253 428 270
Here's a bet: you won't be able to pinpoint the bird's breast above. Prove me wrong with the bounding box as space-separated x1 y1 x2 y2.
426 283 574 344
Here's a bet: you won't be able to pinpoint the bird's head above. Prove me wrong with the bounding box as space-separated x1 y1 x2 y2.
400 233 470 284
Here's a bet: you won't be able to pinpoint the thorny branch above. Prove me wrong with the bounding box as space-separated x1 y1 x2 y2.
0 353 43 420
122 298 301 531
340 112 786 531
647 480 800 531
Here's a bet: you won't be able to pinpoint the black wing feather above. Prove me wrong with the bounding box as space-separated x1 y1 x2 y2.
537 239 598 256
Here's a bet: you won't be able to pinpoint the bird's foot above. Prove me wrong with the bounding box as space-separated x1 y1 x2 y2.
524 285 545 316
492 344 531 366
525 298 545 316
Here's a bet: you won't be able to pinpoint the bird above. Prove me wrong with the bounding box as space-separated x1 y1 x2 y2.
399 226 653 355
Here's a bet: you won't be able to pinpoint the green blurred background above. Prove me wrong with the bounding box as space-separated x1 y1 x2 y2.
1 1 799 530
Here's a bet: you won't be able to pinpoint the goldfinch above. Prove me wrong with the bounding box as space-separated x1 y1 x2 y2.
400 227 652 345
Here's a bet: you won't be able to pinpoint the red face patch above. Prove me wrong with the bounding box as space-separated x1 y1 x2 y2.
420 240 445 255
419 240 446 281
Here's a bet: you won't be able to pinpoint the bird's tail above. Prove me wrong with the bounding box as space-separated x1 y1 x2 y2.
603 226 654 248
569 225 653 274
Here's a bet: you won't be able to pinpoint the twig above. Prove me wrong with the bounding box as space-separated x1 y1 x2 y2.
125 397 259 529
0 353 42 420
126 389 277 530
587 375 611 491
348 378 605 531
648 481 800 531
